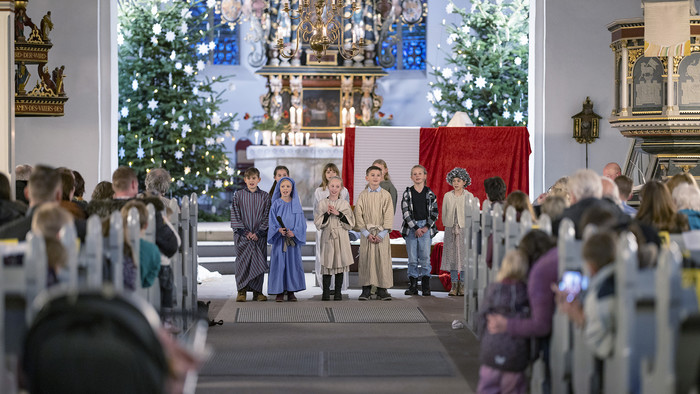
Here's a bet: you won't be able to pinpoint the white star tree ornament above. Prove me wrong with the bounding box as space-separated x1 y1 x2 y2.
120 107 129 117
475 76 487 89
153 23 162 35
149 118 157 126
197 43 209 55
119 147 126 159
132 80 138 90
211 112 222 126
233 121 240 131
214 180 223 188
226 167 235 176
513 111 524 123
174 151 183 159
503 110 511 119
148 99 159 110
165 31 175 42
196 60 205 71
182 124 191 133
184 65 194 76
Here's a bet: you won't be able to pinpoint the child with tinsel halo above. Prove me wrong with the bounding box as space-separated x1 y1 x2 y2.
314 176 354 301
441 167 474 296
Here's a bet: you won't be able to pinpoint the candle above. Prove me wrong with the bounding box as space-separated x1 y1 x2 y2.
290 132 295 146
332 133 337 146
254 131 259 145
349 107 355 126
340 132 345 146
290 107 296 125
305 133 310 146
297 107 302 125
342 108 347 126
281 132 286 145
272 132 277 145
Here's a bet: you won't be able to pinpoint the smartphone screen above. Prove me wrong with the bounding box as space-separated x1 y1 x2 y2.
558 271 588 303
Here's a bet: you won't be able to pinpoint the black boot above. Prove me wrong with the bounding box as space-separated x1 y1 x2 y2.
334 273 344 300
421 275 431 296
376 287 392 301
404 277 419 295
358 286 371 301
322 275 332 301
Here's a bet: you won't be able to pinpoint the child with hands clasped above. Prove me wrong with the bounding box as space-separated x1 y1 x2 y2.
354 165 394 301
314 176 354 301
268 177 307 302
442 167 474 296
477 249 531 394
400 165 439 296
313 163 350 292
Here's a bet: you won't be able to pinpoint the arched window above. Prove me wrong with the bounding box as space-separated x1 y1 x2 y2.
378 20 426 71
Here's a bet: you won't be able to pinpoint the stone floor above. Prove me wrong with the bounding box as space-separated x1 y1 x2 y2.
196 274 482 393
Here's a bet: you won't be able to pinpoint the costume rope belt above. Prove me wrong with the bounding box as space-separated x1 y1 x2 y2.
283 235 296 252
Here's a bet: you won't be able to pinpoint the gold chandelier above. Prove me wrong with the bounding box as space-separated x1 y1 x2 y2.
276 0 368 62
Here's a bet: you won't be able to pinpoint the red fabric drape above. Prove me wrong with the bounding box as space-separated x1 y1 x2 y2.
341 127 356 205
419 127 531 231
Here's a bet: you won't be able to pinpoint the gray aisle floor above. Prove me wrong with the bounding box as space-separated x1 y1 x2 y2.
196 274 481 394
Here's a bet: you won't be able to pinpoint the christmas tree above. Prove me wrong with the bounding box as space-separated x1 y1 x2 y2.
428 0 529 127
118 0 238 199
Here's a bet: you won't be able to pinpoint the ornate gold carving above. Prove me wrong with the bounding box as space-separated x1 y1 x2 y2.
628 48 643 78
673 56 683 74
661 57 669 75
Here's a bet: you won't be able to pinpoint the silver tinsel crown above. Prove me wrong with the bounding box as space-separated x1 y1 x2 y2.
446 167 471 186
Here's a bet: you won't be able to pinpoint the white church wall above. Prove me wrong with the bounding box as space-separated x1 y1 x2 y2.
539 0 641 191
15 0 116 198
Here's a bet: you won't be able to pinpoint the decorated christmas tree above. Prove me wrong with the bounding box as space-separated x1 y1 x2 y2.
118 0 237 199
428 0 529 127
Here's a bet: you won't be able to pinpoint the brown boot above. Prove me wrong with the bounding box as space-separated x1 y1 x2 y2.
448 282 458 296
253 290 268 301
236 289 246 302
457 281 465 296
287 292 297 302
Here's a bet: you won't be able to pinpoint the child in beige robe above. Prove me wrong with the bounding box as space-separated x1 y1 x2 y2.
354 165 394 300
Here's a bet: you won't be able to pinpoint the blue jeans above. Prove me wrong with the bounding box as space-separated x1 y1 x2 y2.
406 220 431 278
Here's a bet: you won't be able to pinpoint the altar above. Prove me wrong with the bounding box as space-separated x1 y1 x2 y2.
246 145 344 207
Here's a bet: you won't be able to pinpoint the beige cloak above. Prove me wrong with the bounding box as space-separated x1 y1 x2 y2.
314 197 355 274
354 189 394 288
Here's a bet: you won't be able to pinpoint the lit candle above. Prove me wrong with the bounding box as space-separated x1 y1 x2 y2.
342 108 347 126
305 133 310 145
290 107 296 125
272 131 277 145
297 107 302 124
281 132 286 145
349 107 355 126
254 131 259 145
332 133 337 146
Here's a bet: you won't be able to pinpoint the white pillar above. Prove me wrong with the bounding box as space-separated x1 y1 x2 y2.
0 1 14 195
666 57 676 115
620 45 629 116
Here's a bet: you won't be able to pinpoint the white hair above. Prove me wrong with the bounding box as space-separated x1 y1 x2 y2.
569 169 602 201
601 177 621 206
672 183 700 211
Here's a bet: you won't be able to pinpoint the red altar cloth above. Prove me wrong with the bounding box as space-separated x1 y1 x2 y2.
420 127 531 230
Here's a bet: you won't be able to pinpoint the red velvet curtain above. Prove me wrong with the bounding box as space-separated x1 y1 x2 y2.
419 127 531 230
341 127 356 204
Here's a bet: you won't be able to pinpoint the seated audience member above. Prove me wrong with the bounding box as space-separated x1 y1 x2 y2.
602 162 622 179
88 167 178 258
72 170 88 211
31 202 73 286
487 230 558 391
666 172 698 197
540 195 567 222
484 176 507 207
553 169 625 238
535 176 570 216
121 200 161 288
15 163 32 205
57 167 87 220
673 183 700 230
614 175 636 216
0 165 61 241
486 190 536 268
91 181 114 201
145 168 176 208
0 172 26 225
601 177 622 207
556 232 617 359
635 180 689 234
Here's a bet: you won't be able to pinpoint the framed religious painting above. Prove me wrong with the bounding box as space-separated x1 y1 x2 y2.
301 88 341 130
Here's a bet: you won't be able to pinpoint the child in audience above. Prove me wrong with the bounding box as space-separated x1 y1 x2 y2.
31 202 72 286
121 199 161 289
441 167 473 296
478 249 530 394
372 159 398 214
401 165 439 296
268 177 307 302
230 167 271 302
354 165 394 300
313 163 350 293
314 176 354 301
269 165 289 196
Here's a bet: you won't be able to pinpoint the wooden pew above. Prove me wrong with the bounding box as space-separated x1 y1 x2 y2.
477 200 492 316
180 197 192 326
465 195 481 329
107 210 124 292
58 221 79 288
143 203 161 309
489 203 505 282
82 215 104 288
168 199 184 330
187 193 199 323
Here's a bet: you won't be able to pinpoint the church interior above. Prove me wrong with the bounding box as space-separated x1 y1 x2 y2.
2 0 700 393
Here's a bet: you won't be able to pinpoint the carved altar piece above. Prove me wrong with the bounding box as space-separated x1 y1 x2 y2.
14 0 68 116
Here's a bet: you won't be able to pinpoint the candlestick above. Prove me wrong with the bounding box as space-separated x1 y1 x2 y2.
281 132 285 145
349 107 355 126
297 107 302 125
290 107 296 125
254 131 259 145
305 133 310 146
332 133 337 146
342 108 347 126
340 132 345 146
290 132 295 146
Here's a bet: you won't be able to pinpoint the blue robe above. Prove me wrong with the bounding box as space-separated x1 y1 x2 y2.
267 177 307 294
